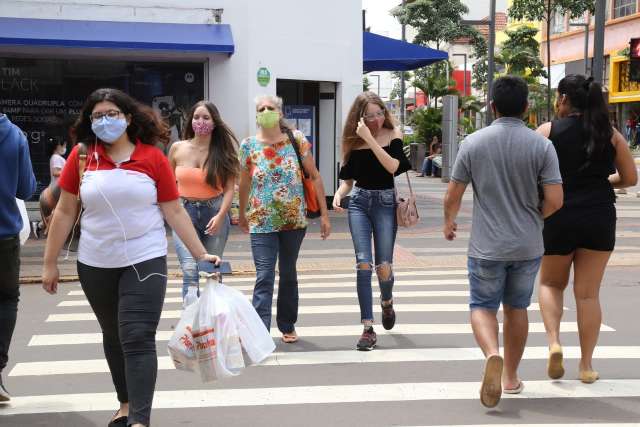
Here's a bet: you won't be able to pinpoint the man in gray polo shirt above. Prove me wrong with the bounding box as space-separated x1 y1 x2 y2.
443 76 563 408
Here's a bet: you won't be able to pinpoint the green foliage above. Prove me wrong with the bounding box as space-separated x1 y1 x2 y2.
412 61 459 108
389 71 413 101
459 95 483 115
363 76 371 92
509 0 594 22
409 107 442 144
391 0 478 50
496 26 547 78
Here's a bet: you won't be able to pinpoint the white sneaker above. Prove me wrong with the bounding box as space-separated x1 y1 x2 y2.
0 376 11 402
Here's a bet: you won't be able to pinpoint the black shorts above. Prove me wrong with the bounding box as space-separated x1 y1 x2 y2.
543 204 616 255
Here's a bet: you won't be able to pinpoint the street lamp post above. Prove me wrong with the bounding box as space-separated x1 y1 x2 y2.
452 53 468 96
400 0 407 128
569 21 590 76
369 74 381 95
592 0 606 84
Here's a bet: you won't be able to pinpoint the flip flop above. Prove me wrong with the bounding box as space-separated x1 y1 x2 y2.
547 343 565 379
479 354 503 408
281 331 298 343
579 370 599 384
503 380 524 394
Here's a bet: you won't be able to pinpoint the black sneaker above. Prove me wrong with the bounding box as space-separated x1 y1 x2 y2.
356 326 377 351
381 301 396 330
0 375 10 402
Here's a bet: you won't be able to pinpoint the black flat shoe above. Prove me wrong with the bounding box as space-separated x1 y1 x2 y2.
108 415 128 426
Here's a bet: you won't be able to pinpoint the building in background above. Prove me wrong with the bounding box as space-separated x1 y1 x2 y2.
0 0 362 196
540 0 640 128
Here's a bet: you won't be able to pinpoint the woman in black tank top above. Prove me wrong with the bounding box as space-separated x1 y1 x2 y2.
536 75 637 384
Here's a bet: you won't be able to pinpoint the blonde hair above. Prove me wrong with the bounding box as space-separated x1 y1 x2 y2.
341 91 396 163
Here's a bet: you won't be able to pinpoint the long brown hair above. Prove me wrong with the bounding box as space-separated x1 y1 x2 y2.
71 88 169 146
341 91 396 164
183 101 239 188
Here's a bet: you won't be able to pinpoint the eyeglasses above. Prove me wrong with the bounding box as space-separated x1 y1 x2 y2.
362 110 385 121
257 105 277 113
90 109 123 122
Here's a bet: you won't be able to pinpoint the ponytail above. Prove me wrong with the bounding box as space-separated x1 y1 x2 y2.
557 74 613 162
582 78 612 159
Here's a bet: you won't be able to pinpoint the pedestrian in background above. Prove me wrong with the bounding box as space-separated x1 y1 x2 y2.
537 74 638 384
333 91 411 351
168 100 238 304
238 94 330 343
42 88 220 427
417 135 442 177
0 112 37 402
48 138 67 187
443 76 563 408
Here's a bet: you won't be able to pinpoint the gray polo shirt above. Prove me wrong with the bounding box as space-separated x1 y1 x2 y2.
451 117 562 261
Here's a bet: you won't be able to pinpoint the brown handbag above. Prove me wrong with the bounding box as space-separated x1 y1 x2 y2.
395 172 419 227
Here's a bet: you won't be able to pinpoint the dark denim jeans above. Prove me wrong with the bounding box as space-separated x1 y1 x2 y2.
173 195 230 298
348 187 397 322
250 228 306 333
78 257 167 427
0 236 20 374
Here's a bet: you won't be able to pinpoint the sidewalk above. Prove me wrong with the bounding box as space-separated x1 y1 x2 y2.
19 177 459 283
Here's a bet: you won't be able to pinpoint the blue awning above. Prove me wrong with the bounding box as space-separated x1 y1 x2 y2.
363 32 447 72
0 17 234 53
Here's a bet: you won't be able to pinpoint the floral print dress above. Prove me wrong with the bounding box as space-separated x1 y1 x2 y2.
239 130 311 233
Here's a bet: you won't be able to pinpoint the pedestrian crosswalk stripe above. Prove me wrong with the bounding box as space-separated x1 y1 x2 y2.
4 380 640 415
45 303 551 322
9 346 639 377
407 424 640 427
167 269 469 284
28 322 612 346
59 290 472 306
65 279 471 297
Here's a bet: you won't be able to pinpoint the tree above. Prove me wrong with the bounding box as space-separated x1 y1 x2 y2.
509 0 595 117
389 71 413 101
496 26 547 78
363 76 371 92
413 61 459 109
410 107 442 144
391 0 478 51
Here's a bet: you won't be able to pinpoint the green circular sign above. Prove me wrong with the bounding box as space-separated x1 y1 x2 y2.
257 67 271 87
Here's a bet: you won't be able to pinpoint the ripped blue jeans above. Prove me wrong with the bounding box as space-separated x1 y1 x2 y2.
173 195 230 298
347 187 397 323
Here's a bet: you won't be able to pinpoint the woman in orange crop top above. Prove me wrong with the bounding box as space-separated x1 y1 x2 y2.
168 101 239 302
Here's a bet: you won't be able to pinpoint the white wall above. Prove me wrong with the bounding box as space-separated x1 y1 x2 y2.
1 0 363 192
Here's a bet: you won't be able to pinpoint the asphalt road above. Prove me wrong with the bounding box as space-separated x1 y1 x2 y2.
3 176 640 427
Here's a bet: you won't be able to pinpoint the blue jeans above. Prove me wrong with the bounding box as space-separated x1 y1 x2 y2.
173 195 230 298
348 187 397 322
250 228 306 333
467 257 542 311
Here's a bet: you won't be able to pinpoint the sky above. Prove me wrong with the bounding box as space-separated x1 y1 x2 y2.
361 0 508 99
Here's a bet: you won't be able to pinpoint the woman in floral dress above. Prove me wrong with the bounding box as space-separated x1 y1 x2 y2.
238 95 330 343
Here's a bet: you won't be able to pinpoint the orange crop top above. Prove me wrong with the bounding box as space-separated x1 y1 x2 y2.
175 166 223 200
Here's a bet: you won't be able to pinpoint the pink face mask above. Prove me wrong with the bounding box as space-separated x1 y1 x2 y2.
192 120 214 136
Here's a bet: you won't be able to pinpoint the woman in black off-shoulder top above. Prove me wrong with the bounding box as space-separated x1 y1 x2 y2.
332 92 411 351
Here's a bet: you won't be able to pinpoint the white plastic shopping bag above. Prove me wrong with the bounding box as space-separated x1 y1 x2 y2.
16 199 30 246
191 279 244 382
167 302 198 372
167 270 276 382
218 284 276 364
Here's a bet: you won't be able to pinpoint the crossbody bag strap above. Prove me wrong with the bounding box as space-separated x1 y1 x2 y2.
404 172 414 196
285 129 310 179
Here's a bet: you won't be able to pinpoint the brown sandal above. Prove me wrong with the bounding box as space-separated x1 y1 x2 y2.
281 331 298 343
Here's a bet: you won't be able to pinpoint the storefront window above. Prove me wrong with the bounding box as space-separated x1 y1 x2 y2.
613 0 637 19
0 57 204 195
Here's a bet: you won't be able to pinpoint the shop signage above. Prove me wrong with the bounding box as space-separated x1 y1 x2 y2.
257 67 271 87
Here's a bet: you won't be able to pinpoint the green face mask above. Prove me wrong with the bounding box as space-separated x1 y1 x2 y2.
257 110 280 129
